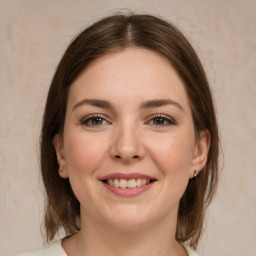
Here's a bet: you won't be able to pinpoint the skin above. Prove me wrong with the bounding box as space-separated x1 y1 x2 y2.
54 47 210 256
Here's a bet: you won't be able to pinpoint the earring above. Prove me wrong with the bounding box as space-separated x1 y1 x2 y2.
59 168 68 179
193 170 199 178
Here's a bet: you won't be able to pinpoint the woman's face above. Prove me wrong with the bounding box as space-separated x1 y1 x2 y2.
54 48 209 230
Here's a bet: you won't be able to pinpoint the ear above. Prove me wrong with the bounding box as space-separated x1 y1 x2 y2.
53 133 68 179
190 129 210 178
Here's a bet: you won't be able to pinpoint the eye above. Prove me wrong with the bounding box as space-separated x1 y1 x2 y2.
81 114 109 126
148 114 176 126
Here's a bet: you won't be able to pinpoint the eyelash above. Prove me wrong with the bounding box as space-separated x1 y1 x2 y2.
147 114 176 126
80 114 110 126
81 113 176 128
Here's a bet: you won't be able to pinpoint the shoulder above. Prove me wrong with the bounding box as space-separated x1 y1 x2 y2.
16 240 67 256
183 244 200 256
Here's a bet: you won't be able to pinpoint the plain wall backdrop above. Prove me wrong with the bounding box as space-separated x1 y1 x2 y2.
0 0 255 255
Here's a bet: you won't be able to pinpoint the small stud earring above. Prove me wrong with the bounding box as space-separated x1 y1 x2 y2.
193 170 199 178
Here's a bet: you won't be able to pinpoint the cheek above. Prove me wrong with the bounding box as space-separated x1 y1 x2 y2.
64 131 108 177
145 131 195 212
148 132 194 179
62 131 109 206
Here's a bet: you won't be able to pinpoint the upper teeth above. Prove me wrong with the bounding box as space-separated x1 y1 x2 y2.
106 178 150 188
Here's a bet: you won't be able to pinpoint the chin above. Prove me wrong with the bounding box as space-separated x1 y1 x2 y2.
103 206 154 231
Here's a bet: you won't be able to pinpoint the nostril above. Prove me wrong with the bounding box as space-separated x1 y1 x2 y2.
114 155 140 159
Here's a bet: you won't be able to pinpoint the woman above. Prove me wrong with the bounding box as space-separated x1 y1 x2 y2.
19 13 219 256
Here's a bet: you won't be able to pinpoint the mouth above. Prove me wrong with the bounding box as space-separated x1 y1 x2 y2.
99 173 157 196
102 178 156 189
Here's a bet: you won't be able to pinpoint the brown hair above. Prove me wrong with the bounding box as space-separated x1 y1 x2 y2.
40 13 219 249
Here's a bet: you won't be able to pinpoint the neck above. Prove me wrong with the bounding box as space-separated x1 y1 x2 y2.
62 210 187 256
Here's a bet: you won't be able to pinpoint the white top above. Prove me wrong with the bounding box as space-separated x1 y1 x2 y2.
17 240 199 256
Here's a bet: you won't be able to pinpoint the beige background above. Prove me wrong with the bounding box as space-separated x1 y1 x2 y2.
0 0 255 255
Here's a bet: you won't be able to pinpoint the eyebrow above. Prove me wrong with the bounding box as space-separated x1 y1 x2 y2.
139 99 184 112
72 98 184 112
72 99 112 111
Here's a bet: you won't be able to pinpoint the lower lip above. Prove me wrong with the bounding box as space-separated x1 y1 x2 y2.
102 182 155 197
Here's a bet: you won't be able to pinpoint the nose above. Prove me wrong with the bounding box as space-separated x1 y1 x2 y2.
110 123 145 164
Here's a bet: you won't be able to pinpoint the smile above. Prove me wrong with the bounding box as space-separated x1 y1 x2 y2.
100 173 157 197
104 178 151 188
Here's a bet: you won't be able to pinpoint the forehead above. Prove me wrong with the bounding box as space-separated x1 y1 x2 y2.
67 47 190 111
